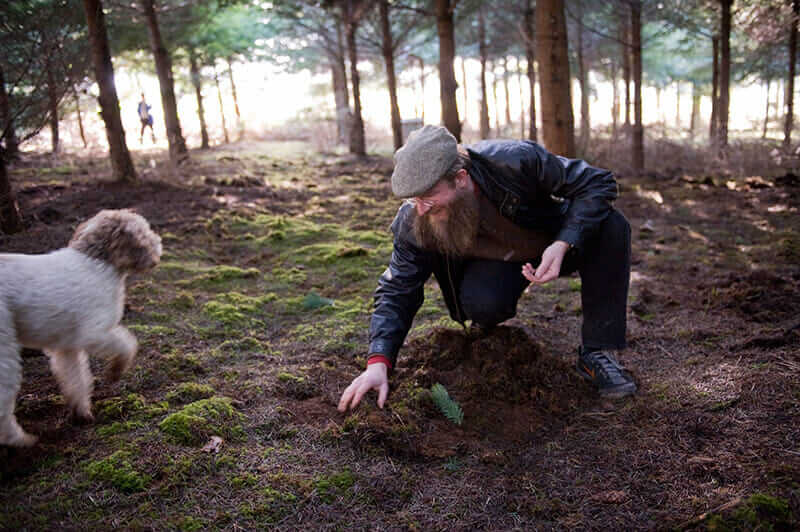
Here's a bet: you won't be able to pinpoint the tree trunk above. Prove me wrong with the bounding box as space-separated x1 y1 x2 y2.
141 0 188 162
690 82 700 140
763 78 771 139
435 0 461 141
611 58 619 141
47 64 60 154
631 0 644 173
478 6 490 139
189 50 209 150
380 0 403 151
676 81 681 131
622 8 631 131
331 20 351 146
0 152 23 234
576 2 589 154
523 1 537 141
73 86 88 148
718 0 732 151
492 60 500 133
517 56 526 138
535 0 575 156
344 2 366 156
710 35 720 144
225 59 242 137
82 0 136 182
502 57 512 132
461 57 468 125
785 0 799 147
0 66 20 159
214 73 229 144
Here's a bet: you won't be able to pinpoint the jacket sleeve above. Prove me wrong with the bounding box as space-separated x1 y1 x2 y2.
368 203 433 368
522 141 618 249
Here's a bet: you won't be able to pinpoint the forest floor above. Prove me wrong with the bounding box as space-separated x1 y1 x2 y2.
0 139 798 530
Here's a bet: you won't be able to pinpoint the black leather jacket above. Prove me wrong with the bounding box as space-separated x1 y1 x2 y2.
368 140 618 367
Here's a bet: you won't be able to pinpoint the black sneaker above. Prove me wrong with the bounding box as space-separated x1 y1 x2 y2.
576 348 637 398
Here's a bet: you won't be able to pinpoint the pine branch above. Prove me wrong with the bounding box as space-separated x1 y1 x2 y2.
430 383 463 426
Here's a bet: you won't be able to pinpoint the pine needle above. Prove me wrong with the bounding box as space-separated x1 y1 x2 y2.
430 383 464 426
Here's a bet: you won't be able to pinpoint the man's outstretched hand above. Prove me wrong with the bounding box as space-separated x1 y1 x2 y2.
522 240 570 285
338 361 389 412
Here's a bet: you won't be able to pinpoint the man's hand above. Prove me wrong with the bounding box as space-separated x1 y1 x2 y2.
338 361 389 412
522 240 570 285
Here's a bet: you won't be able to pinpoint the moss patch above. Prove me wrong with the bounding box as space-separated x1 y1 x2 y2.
159 397 244 446
84 451 150 493
166 382 215 405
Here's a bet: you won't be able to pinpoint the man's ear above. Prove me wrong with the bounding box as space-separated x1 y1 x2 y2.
454 168 470 188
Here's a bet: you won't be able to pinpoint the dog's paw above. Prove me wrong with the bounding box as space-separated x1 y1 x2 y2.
0 430 38 448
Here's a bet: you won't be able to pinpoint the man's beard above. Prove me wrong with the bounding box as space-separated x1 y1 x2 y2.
412 188 480 257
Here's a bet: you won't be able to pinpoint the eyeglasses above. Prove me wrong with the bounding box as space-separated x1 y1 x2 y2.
409 197 437 209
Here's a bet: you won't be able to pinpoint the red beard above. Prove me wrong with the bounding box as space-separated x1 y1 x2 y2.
412 188 480 257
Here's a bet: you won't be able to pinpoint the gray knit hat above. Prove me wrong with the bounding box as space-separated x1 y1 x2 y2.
391 125 458 198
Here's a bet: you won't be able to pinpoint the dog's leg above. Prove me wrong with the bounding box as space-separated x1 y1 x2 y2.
47 349 94 423
0 303 37 446
88 326 138 383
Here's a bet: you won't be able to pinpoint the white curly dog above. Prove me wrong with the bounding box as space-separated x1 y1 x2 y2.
0 209 162 446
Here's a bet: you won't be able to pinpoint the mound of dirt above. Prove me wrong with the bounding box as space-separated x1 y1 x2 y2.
318 326 599 459
706 271 800 323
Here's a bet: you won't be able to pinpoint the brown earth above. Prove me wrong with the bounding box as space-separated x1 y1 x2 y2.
0 140 798 530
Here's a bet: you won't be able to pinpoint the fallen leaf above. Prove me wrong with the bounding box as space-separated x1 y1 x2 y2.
202 436 224 453
590 490 628 504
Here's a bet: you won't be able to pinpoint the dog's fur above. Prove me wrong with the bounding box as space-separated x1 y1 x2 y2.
0 209 162 446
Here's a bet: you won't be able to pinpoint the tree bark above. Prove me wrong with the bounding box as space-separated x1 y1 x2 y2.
189 49 209 150
435 0 461 141
517 56 526 138
535 0 575 156
631 0 644 173
0 152 23 234
0 66 20 159
718 0 732 151
622 8 631 131
675 81 681 130
461 57 468 125
763 78 771 139
523 0 537 141
344 0 366 156
492 60 500 133
478 6 490 139
226 58 242 139
710 35 719 143
214 72 229 144
785 0 799 147
380 0 403 150
690 82 700 140
332 19 351 146
576 2 589 154
73 86 88 148
47 64 60 154
502 57 512 132
611 57 619 141
141 0 188 162
82 0 136 182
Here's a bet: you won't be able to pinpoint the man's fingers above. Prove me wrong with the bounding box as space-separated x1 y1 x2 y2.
378 382 389 408
338 383 356 412
349 382 371 410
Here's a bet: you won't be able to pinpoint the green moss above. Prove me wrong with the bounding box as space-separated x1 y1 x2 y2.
203 301 247 325
313 469 355 503
128 324 178 338
96 420 144 437
707 493 793 531
176 516 206 532
95 394 147 422
159 397 244 446
218 337 264 353
230 472 259 489
163 353 205 379
84 451 149 493
171 291 196 310
166 382 215 404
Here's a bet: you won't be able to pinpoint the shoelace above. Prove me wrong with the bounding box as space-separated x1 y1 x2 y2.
591 352 626 383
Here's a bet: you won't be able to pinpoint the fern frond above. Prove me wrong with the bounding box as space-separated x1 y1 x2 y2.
430 383 464 426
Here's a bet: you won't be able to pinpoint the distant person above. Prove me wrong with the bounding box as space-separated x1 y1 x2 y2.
338 125 636 413
137 93 156 143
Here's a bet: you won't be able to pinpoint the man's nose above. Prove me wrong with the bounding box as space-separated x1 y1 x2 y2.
415 201 431 216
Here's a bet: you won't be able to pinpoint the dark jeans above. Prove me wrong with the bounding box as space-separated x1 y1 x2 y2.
458 209 631 350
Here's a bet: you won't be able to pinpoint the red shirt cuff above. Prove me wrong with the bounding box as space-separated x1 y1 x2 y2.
367 355 392 370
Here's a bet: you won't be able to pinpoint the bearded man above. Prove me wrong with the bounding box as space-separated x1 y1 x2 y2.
338 125 636 412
